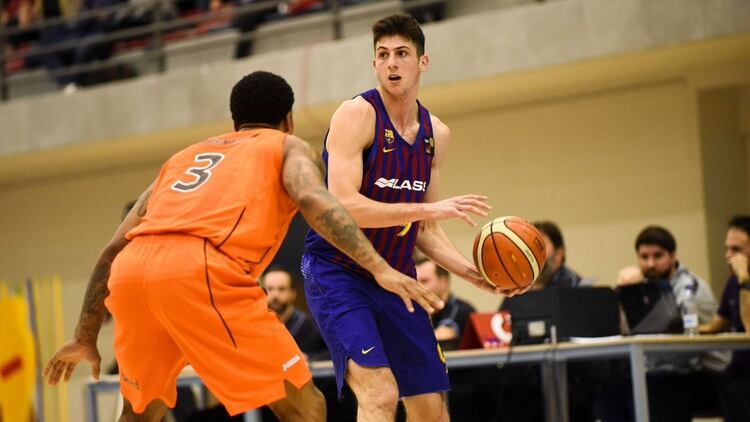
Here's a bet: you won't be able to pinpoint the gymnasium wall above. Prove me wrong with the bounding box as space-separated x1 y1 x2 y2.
449 77 741 311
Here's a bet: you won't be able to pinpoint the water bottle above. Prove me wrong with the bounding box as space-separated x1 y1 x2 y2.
680 286 699 336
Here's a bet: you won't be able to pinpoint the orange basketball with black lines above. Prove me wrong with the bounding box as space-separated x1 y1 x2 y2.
472 216 547 290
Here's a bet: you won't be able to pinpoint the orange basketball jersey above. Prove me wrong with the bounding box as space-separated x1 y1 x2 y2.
127 128 297 278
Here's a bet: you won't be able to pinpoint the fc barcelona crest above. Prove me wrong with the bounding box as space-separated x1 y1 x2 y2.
384 129 395 144
424 137 435 156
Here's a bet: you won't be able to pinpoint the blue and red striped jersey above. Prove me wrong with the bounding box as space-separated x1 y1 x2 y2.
304 89 435 279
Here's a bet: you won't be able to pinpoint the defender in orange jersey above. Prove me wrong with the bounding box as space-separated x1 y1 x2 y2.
43 71 443 422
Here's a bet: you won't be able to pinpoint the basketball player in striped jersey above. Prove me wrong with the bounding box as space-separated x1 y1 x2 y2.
303 14 529 421
43 71 442 421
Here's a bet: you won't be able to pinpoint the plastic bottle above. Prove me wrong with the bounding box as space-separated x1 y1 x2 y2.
680 286 699 336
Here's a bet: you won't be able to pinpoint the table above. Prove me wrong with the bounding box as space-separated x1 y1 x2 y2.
432 334 750 422
85 334 750 422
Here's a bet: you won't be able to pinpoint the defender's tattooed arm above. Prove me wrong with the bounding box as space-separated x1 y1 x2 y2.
44 185 152 385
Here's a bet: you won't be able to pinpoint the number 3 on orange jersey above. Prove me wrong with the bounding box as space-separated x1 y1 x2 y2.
171 153 224 192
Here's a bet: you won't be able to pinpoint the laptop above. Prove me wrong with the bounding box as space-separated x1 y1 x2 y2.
617 280 683 335
499 287 620 345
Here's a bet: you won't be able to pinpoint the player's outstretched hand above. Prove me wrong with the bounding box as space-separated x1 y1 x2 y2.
374 267 444 313
43 339 101 386
424 194 491 227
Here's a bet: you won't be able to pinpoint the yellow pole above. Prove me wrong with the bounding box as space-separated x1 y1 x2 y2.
31 277 49 422
52 276 69 422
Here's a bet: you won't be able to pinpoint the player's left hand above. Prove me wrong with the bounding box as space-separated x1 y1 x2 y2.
462 266 504 295
501 283 534 297
374 266 445 313
43 339 101 386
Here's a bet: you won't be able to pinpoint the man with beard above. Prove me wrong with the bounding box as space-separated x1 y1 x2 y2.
616 226 717 326
596 225 728 422
263 266 328 361
531 221 582 289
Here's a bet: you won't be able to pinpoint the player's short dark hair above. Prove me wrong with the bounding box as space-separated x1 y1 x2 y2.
262 265 296 289
533 221 564 250
729 215 750 237
372 14 425 56
635 226 676 253
414 256 449 278
230 71 294 129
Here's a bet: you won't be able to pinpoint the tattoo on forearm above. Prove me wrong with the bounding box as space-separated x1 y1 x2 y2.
284 145 379 269
83 260 110 313
313 204 374 265
76 255 113 343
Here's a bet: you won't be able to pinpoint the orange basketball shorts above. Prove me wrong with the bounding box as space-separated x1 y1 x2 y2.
104 234 311 415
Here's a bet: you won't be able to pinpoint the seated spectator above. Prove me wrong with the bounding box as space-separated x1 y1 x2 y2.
17 0 74 81
262 265 328 361
2 0 39 47
23 0 124 88
231 0 277 58
279 0 326 16
415 255 476 351
532 220 582 289
596 225 729 422
700 215 750 422
616 226 720 344
415 255 487 422
404 0 445 24
23 0 175 89
494 220 599 422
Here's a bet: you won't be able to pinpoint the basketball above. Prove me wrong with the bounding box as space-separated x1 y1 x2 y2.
473 216 548 290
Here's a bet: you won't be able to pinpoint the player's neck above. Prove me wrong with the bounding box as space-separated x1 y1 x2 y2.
377 85 419 130
238 123 278 131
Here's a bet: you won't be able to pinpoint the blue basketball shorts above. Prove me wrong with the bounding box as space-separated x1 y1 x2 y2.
301 252 450 399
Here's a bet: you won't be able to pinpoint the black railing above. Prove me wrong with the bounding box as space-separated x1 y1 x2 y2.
0 0 449 102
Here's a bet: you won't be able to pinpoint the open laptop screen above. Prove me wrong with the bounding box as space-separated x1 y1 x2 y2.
617 280 683 334
499 287 620 344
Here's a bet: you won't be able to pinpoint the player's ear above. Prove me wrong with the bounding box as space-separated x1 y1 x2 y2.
281 111 294 134
419 54 429 72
